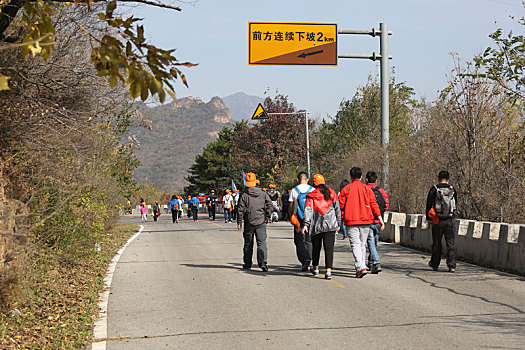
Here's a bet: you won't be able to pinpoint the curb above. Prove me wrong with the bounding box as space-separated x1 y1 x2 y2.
91 225 144 350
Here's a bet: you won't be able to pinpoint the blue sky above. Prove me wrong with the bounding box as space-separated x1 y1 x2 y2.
133 0 524 119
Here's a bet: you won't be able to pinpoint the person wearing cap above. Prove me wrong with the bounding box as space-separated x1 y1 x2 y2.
223 189 234 223
339 167 384 278
302 174 341 279
237 172 273 272
176 196 184 222
231 189 240 222
206 190 218 221
152 201 161 222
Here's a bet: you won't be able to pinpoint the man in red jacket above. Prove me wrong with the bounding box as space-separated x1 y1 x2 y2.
339 167 385 278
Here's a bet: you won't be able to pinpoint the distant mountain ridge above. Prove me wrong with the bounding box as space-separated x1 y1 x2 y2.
222 92 264 121
130 96 231 191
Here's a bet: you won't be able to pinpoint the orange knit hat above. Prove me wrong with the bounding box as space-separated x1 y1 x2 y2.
246 173 257 187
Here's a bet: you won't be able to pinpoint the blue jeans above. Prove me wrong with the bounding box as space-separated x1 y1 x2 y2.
367 223 381 265
224 209 231 222
340 219 347 238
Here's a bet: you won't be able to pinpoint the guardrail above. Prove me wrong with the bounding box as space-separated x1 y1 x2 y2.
381 212 525 275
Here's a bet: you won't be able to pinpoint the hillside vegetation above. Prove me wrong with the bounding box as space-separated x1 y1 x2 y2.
131 96 232 191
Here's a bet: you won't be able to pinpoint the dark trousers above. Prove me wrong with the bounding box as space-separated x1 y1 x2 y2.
192 208 199 221
430 218 456 269
171 209 177 223
311 231 336 268
294 225 312 264
232 207 238 221
208 205 216 220
243 223 268 267
153 214 158 221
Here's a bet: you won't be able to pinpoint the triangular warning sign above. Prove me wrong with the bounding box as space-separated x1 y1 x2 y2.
251 103 270 120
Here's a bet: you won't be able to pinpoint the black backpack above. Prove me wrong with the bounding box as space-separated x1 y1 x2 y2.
372 187 386 219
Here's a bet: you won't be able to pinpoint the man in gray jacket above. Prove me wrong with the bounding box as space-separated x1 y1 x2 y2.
237 172 273 272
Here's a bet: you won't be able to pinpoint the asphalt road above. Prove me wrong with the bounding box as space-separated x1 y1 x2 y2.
105 214 525 349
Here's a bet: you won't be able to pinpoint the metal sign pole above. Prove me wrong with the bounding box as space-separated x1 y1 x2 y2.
305 111 311 178
380 22 390 192
338 22 391 190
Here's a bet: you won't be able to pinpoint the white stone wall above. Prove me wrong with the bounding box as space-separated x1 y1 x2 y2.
381 212 525 275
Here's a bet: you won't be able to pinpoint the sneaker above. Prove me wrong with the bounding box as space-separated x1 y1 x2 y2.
371 264 382 274
309 266 319 276
448 267 456 273
260 264 268 272
356 268 368 278
428 261 438 271
301 260 311 272
325 272 332 280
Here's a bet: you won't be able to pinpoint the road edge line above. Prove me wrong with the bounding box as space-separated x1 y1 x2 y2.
91 224 144 350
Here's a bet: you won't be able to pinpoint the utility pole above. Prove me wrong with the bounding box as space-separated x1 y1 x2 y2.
338 22 392 191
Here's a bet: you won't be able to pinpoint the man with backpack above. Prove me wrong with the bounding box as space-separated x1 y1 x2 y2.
207 190 218 221
190 195 200 222
237 172 273 272
339 167 385 278
426 170 457 272
365 171 389 274
288 171 315 271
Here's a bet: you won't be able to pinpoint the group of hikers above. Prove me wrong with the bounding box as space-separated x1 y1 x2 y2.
140 168 457 278
235 168 457 278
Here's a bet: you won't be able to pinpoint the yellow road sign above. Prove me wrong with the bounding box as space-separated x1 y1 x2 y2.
249 22 338 66
251 103 269 120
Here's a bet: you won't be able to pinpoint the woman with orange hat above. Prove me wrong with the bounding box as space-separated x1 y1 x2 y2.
301 174 341 279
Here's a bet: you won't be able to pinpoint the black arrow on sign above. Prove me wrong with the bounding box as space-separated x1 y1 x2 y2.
298 50 324 58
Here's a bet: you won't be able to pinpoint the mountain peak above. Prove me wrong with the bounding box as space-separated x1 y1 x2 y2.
222 92 264 121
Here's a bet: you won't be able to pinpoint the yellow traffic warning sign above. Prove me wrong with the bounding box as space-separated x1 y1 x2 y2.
249 22 338 66
251 103 270 120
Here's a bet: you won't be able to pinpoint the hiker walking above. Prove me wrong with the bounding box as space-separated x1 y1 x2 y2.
168 195 179 223
186 195 193 218
339 167 384 278
140 201 148 222
152 201 161 222
237 172 272 272
223 189 234 223
365 171 389 274
288 171 315 271
426 170 457 273
207 190 218 221
302 174 341 280
177 196 184 222
190 195 200 222
267 184 281 223
231 189 240 222
338 180 350 240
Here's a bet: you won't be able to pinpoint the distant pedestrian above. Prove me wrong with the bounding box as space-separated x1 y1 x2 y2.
177 196 184 221
223 189 234 223
365 171 389 274
237 172 272 272
190 195 200 222
186 195 193 218
426 170 457 273
168 195 179 223
302 174 341 280
267 184 281 223
152 201 161 222
207 190 218 221
339 167 384 278
338 180 350 240
288 171 315 271
140 201 148 222
281 189 290 221
231 189 240 221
